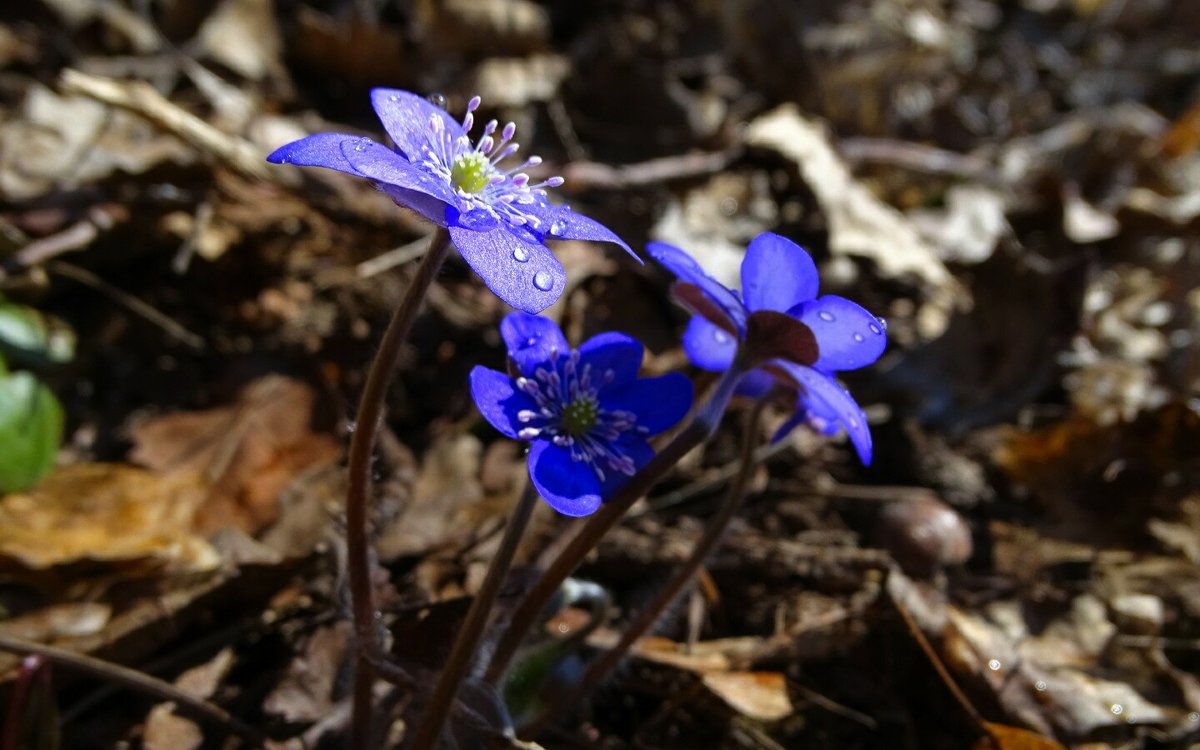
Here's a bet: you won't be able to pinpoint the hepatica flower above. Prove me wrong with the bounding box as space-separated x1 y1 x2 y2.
649 232 886 464
267 90 634 313
470 313 692 516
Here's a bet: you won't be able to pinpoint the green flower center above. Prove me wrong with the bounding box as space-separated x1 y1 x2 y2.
561 395 599 437
450 152 493 194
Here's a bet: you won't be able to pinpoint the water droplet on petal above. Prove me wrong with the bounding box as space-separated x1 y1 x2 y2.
853 332 865 342
818 310 836 322
868 322 881 335
533 271 553 291
427 93 447 108
388 94 399 102
549 219 566 236
353 139 369 152
513 247 530 262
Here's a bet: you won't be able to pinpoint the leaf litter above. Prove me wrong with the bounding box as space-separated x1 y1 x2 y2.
0 0 1198 747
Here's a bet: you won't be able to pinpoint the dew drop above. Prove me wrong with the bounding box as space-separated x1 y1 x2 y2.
427 92 447 109
353 139 369 152
533 271 553 291
513 247 530 262
818 310 836 322
388 94 399 102
549 219 566 236
868 322 881 335
853 332 865 343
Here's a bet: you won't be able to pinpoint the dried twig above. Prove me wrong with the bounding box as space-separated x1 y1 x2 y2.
0 634 264 747
59 68 273 182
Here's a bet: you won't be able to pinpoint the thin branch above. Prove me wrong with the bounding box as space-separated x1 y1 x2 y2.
0 634 264 747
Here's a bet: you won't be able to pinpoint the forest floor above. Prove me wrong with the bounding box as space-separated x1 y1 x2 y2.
1 1 1199 748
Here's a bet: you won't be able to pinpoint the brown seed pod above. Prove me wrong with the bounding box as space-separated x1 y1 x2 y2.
876 494 972 576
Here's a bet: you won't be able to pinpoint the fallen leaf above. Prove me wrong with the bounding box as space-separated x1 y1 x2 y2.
974 722 1065 750
700 671 793 722
744 104 962 338
0 463 218 573
128 375 339 536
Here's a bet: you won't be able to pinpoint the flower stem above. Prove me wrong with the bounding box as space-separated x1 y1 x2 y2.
482 362 746 687
408 482 539 750
521 395 768 736
347 228 452 749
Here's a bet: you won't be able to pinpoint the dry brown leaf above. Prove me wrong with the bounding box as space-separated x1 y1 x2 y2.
128 375 339 536
744 104 962 338
700 671 793 722
974 722 1065 750
0 463 218 573
144 648 235 750
262 623 350 723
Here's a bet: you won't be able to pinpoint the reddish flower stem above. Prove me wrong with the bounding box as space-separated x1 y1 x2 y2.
408 482 539 750
347 228 452 749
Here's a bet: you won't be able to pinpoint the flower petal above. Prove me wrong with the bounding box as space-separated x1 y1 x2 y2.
682 316 737 371
741 232 820 312
525 205 639 262
602 372 693 436
340 137 459 208
529 442 603 517
369 88 461 161
578 332 644 390
766 362 872 465
791 296 887 372
499 313 569 376
734 369 776 398
468 366 537 439
267 132 365 172
598 438 655 499
648 242 747 333
449 226 566 313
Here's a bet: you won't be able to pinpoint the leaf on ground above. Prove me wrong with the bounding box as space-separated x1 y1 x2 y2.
128 374 339 536
0 369 63 493
744 104 963 338
144 647 235 750
974 722 1064 750
700 671 793 722
262 622 349 723
0 463 218 572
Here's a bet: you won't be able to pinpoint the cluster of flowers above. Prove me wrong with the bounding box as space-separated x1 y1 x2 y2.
269 89 887 516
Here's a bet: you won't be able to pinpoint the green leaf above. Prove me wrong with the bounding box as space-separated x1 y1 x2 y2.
0 370 63 492
0 300 75 366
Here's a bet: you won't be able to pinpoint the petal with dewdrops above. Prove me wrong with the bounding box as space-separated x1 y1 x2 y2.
525 204 639 261
790 295 887 372
369 89 463 161
449 225 566 314
765 361 873 465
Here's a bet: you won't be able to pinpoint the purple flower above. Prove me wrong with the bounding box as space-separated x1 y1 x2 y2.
267 90 635 314
649 232 886 464
470 313 692 517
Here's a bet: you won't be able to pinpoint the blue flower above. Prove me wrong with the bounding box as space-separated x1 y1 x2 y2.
267 90 635 314
649 232 886 464
470 313 693 517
